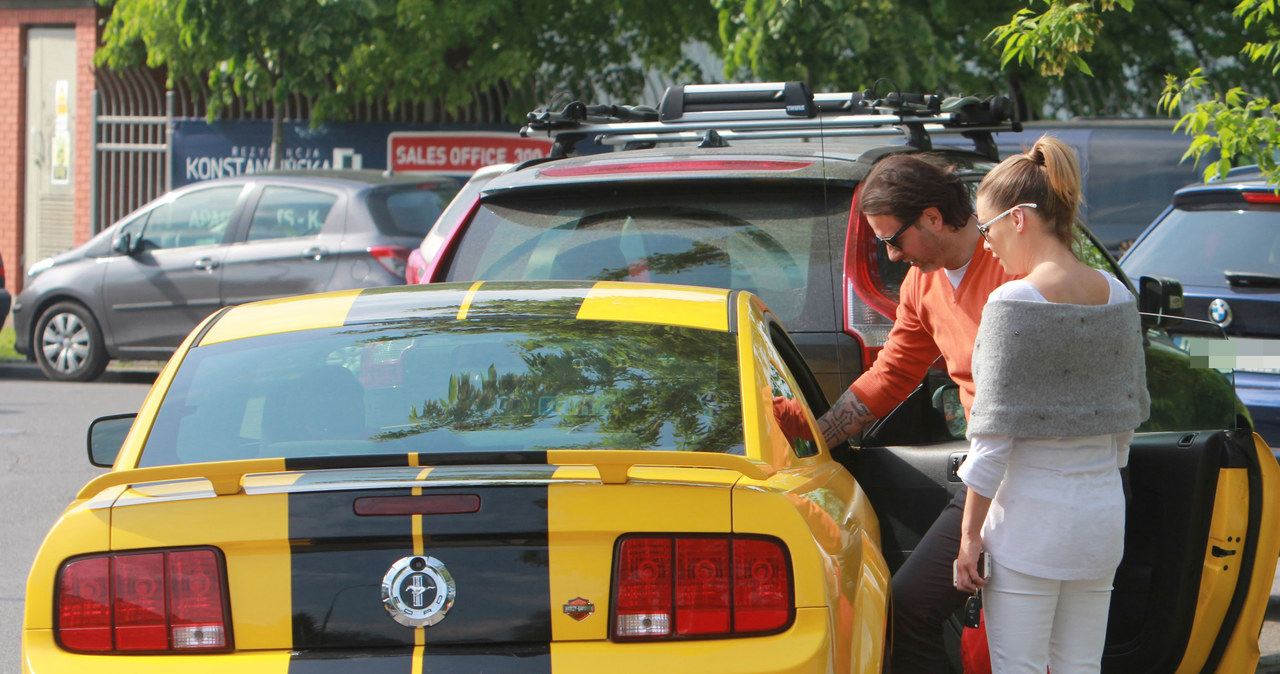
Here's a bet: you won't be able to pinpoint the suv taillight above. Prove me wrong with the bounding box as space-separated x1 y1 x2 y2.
843 184 899 367
612 535 792 640
56 548 231 653
405 248 427 284
369 245 412 279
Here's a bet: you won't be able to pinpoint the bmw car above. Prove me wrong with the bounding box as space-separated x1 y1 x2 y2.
1121 170 1280 445
21 281 1280 672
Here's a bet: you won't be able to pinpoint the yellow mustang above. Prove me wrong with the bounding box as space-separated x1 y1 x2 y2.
22 281 1280 672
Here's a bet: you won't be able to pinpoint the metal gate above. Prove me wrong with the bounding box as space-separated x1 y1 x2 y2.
90 67 170 234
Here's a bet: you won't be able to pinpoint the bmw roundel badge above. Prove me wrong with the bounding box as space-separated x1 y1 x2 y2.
1208 298 1233 327
381 556 456 627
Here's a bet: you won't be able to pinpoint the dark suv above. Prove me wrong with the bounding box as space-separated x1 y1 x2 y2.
416 83 1273 670
1121 170 1280 445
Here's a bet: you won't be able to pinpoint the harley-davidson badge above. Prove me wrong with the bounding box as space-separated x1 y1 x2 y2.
562 597 595 621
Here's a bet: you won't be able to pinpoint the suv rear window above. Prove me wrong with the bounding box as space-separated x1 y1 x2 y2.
1123 203 1280 287
366 182 461 237
444 184 847 330
138 318 744 466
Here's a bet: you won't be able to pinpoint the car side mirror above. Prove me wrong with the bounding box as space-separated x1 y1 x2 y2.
87 413 136 467
112 232 135 256
1137 275 1184 329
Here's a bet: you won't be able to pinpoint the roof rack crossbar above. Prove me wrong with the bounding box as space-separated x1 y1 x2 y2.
596 127 932 146
523 82 1018 159
527 113 964 139
594 123 1015 149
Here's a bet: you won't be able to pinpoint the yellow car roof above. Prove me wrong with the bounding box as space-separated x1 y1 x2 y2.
198 280 734 347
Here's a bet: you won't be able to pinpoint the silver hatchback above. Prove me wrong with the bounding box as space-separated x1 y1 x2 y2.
12 171 458 381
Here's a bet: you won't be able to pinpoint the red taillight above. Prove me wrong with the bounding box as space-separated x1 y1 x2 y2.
114 553 167 650
369 245 412 279
1242 191 1280 204
732 538 791 632
613 535 792 640
57 557 112 651
676 538 731 636
405 248 427 284
615 538 673 637
57 548 231 654
844 183 898 370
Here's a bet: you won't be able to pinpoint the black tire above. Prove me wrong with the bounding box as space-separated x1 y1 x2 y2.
33 301 109 382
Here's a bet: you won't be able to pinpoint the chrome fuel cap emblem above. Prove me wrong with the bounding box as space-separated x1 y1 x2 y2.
381 555 456 627
1208 298 1233 327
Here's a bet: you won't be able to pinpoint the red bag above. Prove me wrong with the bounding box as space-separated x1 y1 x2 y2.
962 611 1051 673
960 609 992 673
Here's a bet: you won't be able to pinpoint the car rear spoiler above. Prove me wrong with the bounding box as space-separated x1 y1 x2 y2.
77 451 775 499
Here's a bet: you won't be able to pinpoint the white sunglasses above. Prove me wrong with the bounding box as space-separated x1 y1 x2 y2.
975 203 1037 240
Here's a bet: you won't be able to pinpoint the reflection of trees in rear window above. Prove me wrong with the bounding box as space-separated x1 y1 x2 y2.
389 319 744 454
140 318 745 465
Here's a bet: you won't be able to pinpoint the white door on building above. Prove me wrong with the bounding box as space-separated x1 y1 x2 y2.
24 27 77 274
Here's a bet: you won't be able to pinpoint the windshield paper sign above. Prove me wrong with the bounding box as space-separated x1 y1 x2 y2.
389 132 551 173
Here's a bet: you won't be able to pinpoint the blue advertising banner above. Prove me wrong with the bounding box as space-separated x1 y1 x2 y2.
170 120 525 187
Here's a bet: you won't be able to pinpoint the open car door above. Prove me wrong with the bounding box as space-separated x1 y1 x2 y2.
842 324 1280 672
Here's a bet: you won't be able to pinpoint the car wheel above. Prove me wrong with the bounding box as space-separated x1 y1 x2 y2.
34 302 109 382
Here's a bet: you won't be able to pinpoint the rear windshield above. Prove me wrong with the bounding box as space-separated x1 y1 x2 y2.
365 181 462 237
444 184 847 330
1122 204 1280 288
138 318 744 466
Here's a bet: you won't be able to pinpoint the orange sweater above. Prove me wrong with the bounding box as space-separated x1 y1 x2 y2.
849 240 1019 418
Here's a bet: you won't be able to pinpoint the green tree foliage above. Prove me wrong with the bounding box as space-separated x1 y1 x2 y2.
714 0 1277 123
96 0 393 168
713 0 1010 97
346 0 719 119
989 0 1280 184
97 0 719 134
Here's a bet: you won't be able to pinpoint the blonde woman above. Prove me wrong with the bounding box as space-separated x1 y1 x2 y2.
952 135 1149 672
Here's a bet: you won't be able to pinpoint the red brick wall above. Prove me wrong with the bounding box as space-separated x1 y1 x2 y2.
0 6 99 297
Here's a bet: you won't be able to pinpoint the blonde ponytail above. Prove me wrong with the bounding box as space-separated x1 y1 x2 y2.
978 135 1083 245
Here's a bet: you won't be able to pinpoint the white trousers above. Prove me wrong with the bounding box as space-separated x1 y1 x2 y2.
982 560 1115 674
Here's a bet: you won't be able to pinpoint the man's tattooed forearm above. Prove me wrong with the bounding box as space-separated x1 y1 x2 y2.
817 390 877 447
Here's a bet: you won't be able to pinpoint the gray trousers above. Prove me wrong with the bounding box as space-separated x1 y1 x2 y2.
889 489 969 673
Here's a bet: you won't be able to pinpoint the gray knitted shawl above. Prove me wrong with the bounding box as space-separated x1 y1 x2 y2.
967 298 1150 438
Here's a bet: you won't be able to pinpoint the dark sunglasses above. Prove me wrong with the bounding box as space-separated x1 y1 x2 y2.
876 218 916 250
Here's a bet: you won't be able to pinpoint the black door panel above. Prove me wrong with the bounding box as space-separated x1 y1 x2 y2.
841 441 966 573
1103 431 1222 670
848 423 1254 671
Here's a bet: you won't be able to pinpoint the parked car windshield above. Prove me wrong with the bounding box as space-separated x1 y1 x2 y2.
443 183 847 329
1122 205 1280 287
366 181 462 237
138 318 744 466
